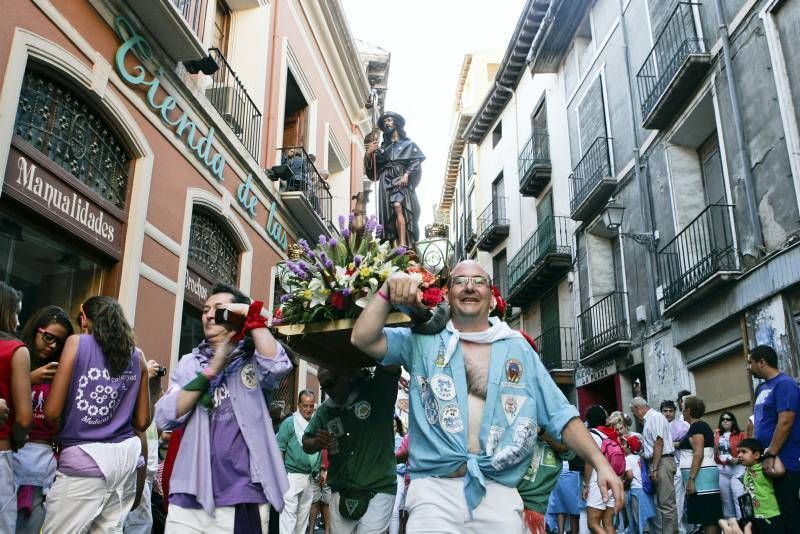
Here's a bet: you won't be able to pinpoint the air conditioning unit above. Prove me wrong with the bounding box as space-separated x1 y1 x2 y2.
205 85 244 135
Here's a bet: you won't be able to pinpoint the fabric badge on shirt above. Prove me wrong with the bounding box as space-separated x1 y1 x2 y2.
491 417 537 471
417 375 440 425
434 340 446 367
240 363 258 389
505 359 523 383
326 417 345 437
353 401 371 420
430 374 456 401
501 394 527 425
439 403 464 433
486 425 504 456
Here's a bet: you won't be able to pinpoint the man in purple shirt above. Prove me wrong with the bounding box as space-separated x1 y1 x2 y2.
155 283 292 533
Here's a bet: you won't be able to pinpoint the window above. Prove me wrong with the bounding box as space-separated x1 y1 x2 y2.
492 173 505 222
532 100 547 134
13 70 131 209
492 122 502 148
283 70 309 148
188 209 240 285
212 0 231 55
493 251 508 298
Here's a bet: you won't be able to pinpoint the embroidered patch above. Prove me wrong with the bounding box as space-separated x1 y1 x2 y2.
423 391 439 425
430 374 456 401
501 394 527 425
240 363 258 389
345 498 359 516
505 359 523 383
353 401 371 420
326 417 345 437
486 425 504 456
439 403 464 433
434 341 446 367
491 417 537 471
416 375 430 395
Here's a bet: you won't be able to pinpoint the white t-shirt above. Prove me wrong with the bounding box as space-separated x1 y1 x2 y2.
626 454 642 489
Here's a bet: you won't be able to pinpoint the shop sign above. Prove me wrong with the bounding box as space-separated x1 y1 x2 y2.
4 142 124 258
235 175 288 251
184 266 213 309
113 17 225 181
575 357 617 388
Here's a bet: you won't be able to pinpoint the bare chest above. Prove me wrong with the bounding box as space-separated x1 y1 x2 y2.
461 341 491 399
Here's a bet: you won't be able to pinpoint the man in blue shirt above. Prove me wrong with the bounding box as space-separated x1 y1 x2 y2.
748 344 800 526
351 260 623 532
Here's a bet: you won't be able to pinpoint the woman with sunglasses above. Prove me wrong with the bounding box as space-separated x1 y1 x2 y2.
14 306 73 533
0 281 33 532
42 296 150 532
714 411 747 520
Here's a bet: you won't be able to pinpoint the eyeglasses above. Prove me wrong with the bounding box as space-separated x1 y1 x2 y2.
721 417 733 422
37 328 64 346
451 276 490 288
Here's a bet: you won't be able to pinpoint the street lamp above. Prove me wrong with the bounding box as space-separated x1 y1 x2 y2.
415 237 455 276
602 197 657 247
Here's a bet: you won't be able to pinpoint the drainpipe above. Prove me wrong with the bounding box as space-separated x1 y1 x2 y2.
495 81 522 254
617 0 659 321
713 0 763 258
265 0 281 169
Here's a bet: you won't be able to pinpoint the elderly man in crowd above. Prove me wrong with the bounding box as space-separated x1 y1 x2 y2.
631 396 677 534
351 260 623 532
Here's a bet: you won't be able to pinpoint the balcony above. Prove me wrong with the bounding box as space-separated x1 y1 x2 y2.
518 133 551 197
277 147 333 238
535 326 578 372
569 137 614 222
128 0 207 61
206 48 262 160
476 197 510 251
578 291 631 364
507 216 572 307
657 203 739 315
637 2 711 130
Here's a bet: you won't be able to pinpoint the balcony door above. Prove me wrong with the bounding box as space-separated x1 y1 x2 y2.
536 192 554 259
492 173 505 222
541 289 560 365
699 133 729 260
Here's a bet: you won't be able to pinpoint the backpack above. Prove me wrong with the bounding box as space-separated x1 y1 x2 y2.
639 457 655 494
590 429 626 477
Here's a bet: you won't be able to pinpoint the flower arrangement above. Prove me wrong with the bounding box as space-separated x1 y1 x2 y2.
274 214 447 325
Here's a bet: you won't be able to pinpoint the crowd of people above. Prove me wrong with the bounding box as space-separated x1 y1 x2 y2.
0 256 798 534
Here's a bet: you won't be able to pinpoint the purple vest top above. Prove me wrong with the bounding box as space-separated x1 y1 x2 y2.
59 334 140 449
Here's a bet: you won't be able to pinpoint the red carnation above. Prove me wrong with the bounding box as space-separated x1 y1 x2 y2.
421 287 444 307
331 291 346 310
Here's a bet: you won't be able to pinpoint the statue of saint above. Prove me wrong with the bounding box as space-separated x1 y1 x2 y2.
365 112 425 247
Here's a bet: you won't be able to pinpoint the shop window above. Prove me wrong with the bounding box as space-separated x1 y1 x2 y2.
179 305 203 359
0 208 105 326
13 70 131 209
188 209 240 285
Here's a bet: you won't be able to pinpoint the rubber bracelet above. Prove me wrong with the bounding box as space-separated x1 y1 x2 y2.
377 290 390 302
202 367 217 380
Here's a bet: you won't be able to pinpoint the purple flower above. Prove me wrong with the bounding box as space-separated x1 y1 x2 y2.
365 216 377 234
393 246 407 256
325 259 334 269
280 294 291 303
349 212 355 225
328 237 338 248
342 287 352 297
375 224 383 237
354 255 362 267
341 228 351 239
319 235 327 247
338 215 346 230
298 239 312 255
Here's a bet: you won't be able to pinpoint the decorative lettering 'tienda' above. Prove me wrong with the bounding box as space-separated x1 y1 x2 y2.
113 16 226 181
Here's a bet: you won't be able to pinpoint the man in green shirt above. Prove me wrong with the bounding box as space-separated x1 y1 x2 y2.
303 365 399 534
278 390 321 534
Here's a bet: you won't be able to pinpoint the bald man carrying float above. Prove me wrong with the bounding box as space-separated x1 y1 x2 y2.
352 261 624 532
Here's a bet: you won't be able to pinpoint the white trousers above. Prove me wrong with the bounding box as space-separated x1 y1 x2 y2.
404 477 526 534
42 470 137 533
165 503 270 533
0 451 16 534
280 472 314 534
123 479 152 533
329 491 395 534
674 465 687 534
389 474 407 534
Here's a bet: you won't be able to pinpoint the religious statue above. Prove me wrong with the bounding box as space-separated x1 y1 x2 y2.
365 112 425 247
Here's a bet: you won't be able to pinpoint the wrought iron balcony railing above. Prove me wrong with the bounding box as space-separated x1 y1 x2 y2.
476 196 510 251
535 326 577 371
507 216 572 305
277 147 332 223
172 0 206 37
636 2 709 128
578 291 630 362
462 212 477 251
518 132 551 197
569 136 613 220
657 203 738 310
206 48 262 160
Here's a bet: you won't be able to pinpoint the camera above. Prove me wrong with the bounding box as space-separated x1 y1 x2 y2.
215 308 246 330
156 365 167 377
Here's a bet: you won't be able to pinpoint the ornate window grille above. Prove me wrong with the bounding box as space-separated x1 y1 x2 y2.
188 210 239 285
13 70 131 209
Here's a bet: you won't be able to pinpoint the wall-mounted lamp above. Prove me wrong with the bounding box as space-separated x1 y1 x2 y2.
602 197 658 247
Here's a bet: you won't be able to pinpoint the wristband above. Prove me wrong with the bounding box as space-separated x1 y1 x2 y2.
376 290 390 302
201 367 217 381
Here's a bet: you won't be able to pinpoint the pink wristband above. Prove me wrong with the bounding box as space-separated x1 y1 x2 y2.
202 367 217 380
377 290 390 302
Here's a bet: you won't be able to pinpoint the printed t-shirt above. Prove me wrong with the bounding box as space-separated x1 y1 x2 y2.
304 366 399 494
743 463 780 519
754 372 800 471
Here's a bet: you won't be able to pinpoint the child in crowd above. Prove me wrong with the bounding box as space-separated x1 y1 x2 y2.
623 435 655 534
15 306 73 533
737 438 784 533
